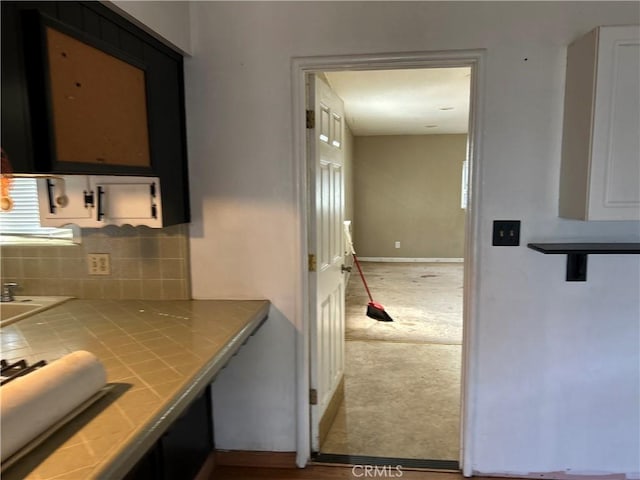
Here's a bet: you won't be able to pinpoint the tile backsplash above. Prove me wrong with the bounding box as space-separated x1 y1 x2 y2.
0 224 190 300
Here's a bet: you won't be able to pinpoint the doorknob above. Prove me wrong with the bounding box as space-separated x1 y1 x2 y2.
341 264 352 273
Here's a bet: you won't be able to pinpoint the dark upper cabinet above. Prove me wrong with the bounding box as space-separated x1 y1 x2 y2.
1 1 190 225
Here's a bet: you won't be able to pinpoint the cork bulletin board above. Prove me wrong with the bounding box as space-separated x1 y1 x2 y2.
45 26 150 168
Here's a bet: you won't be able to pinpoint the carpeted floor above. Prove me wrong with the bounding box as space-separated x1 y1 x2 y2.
322 262 463 462
321 340 461 459
345 262 463 345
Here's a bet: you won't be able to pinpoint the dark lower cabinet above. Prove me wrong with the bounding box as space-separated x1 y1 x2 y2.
124 446 162 480
125 386 213 480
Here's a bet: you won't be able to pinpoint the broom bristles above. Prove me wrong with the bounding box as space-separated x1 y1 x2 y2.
367 302 393 322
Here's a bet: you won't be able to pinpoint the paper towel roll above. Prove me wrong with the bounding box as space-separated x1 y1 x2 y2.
0 350 107 461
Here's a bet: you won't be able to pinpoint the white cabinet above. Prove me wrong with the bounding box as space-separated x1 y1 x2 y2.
37 175 94 224
38 175 162 228
559 25 640 221
91 176 162 227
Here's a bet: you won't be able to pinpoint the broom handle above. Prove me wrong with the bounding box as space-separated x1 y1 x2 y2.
352 253 374 304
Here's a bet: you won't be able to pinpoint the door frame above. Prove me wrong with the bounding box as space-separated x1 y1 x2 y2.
291 49 486 476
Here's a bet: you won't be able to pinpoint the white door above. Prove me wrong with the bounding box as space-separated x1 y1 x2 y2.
308 74 346 452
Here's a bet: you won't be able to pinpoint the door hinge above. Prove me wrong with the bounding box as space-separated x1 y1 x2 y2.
308 254 317 272
306 110 315 129
310 388 318 405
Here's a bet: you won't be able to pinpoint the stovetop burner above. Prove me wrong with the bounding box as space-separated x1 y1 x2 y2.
0 359 47 386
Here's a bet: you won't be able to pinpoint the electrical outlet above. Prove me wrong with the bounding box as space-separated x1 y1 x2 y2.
395 241 401 249
87 253 111 275
492 220 521 246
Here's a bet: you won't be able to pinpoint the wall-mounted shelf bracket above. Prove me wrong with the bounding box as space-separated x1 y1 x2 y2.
527 243 640 282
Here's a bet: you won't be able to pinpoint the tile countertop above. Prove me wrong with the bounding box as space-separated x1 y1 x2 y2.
0 299 270 480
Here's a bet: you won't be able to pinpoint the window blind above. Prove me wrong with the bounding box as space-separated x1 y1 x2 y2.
0 178 74 240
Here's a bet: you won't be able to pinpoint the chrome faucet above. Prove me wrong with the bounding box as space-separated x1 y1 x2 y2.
1 283 18 302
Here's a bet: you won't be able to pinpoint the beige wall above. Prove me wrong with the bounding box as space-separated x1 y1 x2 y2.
0 224 190 300
353 134 467 258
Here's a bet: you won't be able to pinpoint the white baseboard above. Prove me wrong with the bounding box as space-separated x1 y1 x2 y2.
358 257 464 263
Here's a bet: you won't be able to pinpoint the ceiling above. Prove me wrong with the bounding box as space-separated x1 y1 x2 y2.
324 67 471 136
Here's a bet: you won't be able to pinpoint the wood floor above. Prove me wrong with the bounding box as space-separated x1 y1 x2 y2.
211 464 514 479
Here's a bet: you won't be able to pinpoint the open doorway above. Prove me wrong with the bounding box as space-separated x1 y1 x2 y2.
293 50 483 475
314 68 470 468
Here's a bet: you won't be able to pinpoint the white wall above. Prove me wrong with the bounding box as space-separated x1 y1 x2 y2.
184 2 640 477
108 1 192 54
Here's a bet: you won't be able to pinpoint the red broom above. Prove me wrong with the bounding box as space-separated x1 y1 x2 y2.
344 224 393 322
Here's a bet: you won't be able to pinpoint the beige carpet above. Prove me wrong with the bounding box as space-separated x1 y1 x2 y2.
346 262 463 345
321 340 461 460
322 262 463 461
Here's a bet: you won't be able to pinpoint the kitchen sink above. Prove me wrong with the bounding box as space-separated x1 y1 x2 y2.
0 296 73 327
